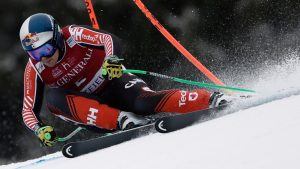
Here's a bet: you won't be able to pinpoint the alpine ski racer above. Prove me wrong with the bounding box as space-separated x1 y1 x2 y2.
19 13 231 147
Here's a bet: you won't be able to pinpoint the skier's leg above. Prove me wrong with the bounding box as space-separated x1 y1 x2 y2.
46 88 119 130
99 73 213 115
141 89 212 113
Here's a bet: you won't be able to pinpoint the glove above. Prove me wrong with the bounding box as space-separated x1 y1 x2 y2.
35 125 57 147
101 55 124 80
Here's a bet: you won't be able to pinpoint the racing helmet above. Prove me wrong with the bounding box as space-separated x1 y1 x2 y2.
19 13 64 61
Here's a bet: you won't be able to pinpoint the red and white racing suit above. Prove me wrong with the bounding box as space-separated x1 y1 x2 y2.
21 25 212 132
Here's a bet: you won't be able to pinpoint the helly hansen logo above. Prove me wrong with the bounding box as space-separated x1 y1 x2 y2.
69 26 113 55
70 27 99 44
87 108 98 125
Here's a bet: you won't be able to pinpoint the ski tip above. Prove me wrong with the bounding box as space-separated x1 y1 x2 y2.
62 143 76 158
155 118 169 133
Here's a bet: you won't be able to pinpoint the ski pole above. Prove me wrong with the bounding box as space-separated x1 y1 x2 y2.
57 127 83 142
124 69 255 93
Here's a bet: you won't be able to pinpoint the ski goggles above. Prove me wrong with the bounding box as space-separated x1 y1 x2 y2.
27 42 57 61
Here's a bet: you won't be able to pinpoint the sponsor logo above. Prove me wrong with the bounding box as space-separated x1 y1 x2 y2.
69 26 113 55
65 145 73 157
70 27 83 41
156 120 167 132
87 107 98 126
178 91 199 107
56 49 93 87
24 65 32 95
179 91 187 107
52 67 63 78
61 62 71 70
188 92 198 101
82 34 98 43
125 78 145 89
81 74 104 93
23 33 39 47
70 27 99 44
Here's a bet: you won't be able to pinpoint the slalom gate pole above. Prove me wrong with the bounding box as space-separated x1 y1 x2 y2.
133 0 225 86
124 69 255 93
85 0 100 29
57 127 83 142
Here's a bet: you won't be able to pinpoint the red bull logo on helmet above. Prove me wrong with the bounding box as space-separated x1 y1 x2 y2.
22 33 39 47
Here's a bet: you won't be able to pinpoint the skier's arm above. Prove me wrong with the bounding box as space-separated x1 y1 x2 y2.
69 25 122 57
69 25 124 79
22 61 44 131
22 61 57 146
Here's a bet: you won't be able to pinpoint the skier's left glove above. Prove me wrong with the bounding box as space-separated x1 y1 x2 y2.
101 55 124 80
35 125 57 147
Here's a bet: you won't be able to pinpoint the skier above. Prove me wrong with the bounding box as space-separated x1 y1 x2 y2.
19 13 230 147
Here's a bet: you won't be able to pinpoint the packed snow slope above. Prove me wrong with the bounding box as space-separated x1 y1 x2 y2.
4 93 300 169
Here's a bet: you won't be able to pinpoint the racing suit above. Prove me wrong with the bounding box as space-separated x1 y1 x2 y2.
21 25 211 131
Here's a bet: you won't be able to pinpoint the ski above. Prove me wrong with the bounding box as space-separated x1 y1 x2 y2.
62 123 155 158
62 104 237 158
62 98 253 158
155 104 234 133
154 94 259 133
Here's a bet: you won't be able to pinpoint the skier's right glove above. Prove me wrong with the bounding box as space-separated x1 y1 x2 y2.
35 125 57 147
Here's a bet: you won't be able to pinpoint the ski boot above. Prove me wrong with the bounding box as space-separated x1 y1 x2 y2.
118 111 151 130
209 92 235 108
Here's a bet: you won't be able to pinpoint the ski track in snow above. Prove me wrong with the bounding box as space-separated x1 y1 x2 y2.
3 94 300 169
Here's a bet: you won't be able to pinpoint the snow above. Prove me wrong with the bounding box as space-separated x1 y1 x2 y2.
3 94 300 169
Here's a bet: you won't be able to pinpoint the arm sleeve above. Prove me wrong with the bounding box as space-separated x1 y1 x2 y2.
69 25 122 57
22 61 45 132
